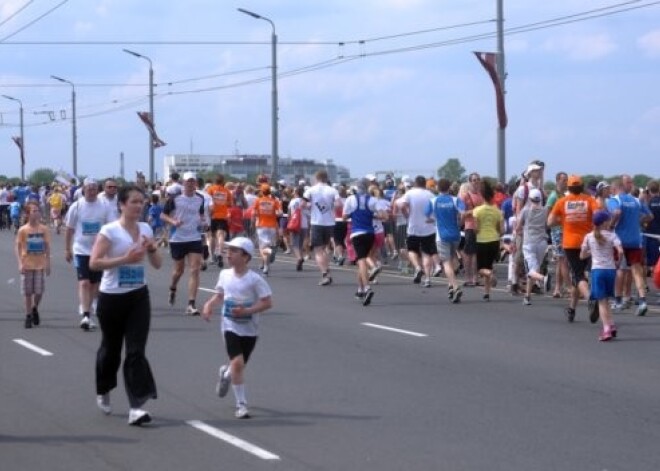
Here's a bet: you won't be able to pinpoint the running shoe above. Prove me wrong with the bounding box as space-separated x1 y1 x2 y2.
235 403 251 419
362 289 375 306
452 288 463 304
24 314 33 329
337 256 345 266
96 393 111 415
483 294 490 302
355 291 365 300
636 302 648 317
610 324 618 338
612 302 623 312
432 266 443 277
31 307 40 326
599 329 614 342
448 286 454 300
185 305 201 316
128 408 152 426
588 300 599 324
80 316 91 331
217 255 224 268
422 278 431 288
168 289 176 306
262 265 269 276
564 307 576 323
268 246 277 264
523 296 532 306
296 259 303 271
216 365 231 398
200 261 207 271
319 276 333 286
412 268 423 284
368 266 382 282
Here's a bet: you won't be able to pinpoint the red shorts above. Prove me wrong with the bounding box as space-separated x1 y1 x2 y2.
623 248 643 267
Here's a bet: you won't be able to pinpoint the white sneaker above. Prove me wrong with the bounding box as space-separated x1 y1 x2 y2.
80 316 96 331
216 365 231 398
185 305 200 316
523 296 532 306
235 403 250 419
636 302 648 317
97 394 111 415
128 408 152 426
432 266 443 277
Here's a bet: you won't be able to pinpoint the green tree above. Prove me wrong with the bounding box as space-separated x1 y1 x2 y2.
436 158 466 182
632 174 652 189
28 168 57 185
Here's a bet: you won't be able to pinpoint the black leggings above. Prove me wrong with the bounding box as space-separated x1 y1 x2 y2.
96 286 157 408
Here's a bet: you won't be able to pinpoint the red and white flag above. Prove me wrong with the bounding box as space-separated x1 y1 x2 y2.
474 51 507 129
11 136 24 164
137 111 166 148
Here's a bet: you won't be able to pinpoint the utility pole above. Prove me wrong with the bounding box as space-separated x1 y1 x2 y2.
496 0 507 183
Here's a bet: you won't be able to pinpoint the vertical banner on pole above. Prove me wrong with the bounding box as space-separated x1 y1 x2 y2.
473 51 508 129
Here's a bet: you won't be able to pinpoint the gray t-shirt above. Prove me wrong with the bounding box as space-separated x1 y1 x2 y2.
520 205 548 245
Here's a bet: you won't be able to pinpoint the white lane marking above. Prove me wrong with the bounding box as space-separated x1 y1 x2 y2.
13 339 54 356
199 287 218 294
187 420 280 461
361 322 428 338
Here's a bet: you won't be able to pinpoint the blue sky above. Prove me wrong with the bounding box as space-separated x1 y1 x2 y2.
1 0 659 183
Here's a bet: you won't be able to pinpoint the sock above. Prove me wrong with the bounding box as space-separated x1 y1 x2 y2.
83 311 90 318
364 284 370 292
322 272 328 278
188 300 195 307
615 296 622 304
232 384 247 406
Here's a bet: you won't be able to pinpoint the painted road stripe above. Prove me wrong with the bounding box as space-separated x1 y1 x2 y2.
361 322 428 338
13 339 53 356
187 420 280 460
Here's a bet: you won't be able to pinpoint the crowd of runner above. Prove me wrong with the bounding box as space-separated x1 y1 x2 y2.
10 162 660 422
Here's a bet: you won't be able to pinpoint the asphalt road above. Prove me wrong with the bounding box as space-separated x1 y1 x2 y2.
1 229 660 471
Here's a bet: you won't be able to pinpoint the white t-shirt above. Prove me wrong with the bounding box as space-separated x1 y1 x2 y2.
303 183 339 226
163 192 205 243
215 268 272 337
99 221 154 294
289 197 309 230
402 187 435 237
98 193 120 222
582 231 621 270
65 198 113 255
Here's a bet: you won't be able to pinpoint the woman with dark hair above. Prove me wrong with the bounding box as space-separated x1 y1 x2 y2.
473 180 503 301
90 185 162 426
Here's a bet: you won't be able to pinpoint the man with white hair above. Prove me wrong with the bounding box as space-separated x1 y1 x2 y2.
64 178 113 330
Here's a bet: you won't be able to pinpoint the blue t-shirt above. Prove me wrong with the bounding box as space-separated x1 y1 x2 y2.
610 193 650 248
10 201 21 218
647 195 660 234
13 186 29 205
426 193 465 242
148 204 164 229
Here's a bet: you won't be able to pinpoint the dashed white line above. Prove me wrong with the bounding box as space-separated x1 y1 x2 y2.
361 323 428 338
13 339 53 356
187 420 280 461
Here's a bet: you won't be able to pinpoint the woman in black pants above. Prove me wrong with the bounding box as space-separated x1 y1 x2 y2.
90 185 162 425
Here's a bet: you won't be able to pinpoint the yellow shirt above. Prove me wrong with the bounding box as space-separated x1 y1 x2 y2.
17 223 51 270
474 203 502 243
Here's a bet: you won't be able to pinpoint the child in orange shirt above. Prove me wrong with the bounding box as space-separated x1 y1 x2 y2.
15 201 51 328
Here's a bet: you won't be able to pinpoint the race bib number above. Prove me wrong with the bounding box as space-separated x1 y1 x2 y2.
26 234 45 254
118 265 145 287
82 221 101 236
223 299 253 323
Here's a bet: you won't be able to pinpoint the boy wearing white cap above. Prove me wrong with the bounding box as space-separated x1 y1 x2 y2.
202 237 273 419
518 188 551 305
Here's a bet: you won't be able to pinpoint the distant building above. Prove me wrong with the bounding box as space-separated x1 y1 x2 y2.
163 154 350 184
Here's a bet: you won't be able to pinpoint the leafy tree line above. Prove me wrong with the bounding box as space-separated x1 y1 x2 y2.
435 158 657 191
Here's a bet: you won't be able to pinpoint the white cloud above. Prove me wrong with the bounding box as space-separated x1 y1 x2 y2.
638 30 660 57
542 33 617 61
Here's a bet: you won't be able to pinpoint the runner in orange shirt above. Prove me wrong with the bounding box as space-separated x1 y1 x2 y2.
206 174 233 267
548 175 600 322
251 184 282 276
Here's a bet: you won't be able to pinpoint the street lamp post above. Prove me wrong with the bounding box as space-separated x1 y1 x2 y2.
123 49 155 184
51 75 78 177
237 7 279 182
2 95 25 181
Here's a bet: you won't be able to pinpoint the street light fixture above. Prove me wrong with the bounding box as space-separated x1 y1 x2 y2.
51 75 78 177
237 7 279 182
2 94 25 181
123 48 155 183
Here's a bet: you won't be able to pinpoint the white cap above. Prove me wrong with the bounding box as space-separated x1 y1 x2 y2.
182 171 197 181
83 177 97 187
278 179 287 186
529 188 543 202
365 173 377 181
298 179 306 186
401 175 412 184
225 236 254 258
